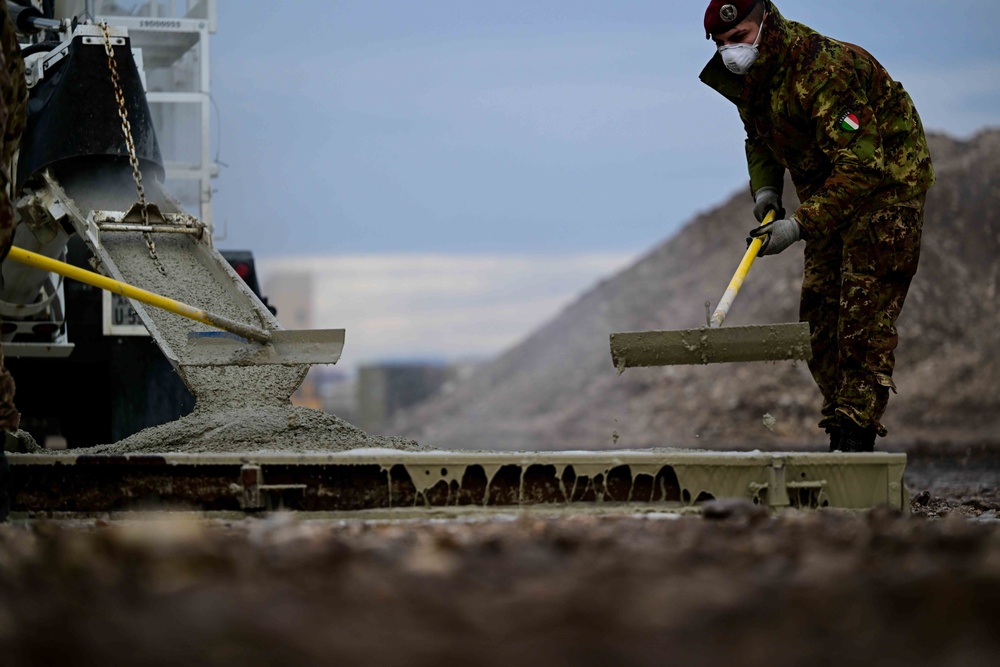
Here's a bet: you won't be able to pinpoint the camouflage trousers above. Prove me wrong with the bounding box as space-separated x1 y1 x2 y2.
0 174 16 432
0 189 15 431
0 346 14 431
799 194 925 437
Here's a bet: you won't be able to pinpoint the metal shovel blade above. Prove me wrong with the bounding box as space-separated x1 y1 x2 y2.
184 329 346 367
610 322 811 370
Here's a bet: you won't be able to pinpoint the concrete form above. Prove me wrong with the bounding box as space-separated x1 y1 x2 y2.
6 450 908 519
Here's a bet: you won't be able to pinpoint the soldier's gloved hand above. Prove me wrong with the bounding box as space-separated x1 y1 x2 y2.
752 187 785 223
747 216 801 256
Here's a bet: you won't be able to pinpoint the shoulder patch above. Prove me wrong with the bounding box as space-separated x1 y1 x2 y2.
838 110 860 132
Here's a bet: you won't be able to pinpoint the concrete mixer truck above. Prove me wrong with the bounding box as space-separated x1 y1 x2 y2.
2 1 279 448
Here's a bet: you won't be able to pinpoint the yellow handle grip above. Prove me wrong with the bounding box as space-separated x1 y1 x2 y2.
6 246 272 344
709 209 776 328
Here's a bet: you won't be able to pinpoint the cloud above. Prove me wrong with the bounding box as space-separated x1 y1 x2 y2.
258 252 634 370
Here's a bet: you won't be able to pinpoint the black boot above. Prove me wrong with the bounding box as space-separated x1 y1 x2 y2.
826 427 841 452
839 422 876 453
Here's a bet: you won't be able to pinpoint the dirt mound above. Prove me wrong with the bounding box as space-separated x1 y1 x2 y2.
387 130 1000 451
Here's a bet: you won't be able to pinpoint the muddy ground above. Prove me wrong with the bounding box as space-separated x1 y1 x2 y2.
0 446 998 667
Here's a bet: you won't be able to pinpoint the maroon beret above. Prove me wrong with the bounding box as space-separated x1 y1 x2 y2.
704 0 759 39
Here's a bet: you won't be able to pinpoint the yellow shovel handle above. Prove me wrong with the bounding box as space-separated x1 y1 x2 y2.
709 209 776 328
6 246 271 344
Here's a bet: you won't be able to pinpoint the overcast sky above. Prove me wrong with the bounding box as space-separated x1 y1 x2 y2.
209 0 1000 257
195 1 1000 368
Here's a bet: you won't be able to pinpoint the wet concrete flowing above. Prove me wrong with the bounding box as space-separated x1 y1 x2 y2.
77 406 426 455
51 167 424 455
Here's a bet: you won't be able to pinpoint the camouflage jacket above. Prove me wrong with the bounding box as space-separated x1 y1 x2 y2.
0 3 26 263
0 4 25 185
699 3 935 239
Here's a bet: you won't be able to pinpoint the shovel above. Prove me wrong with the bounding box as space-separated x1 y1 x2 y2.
7 246 345 366
609 210 811 370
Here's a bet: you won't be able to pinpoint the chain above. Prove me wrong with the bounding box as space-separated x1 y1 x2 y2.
99 22 166 275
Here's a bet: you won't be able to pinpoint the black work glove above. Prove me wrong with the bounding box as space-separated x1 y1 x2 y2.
752 186 785 223
747 216 801 256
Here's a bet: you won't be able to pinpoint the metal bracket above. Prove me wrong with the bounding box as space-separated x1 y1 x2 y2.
41 46 70 72
16 187 72 246
749 459 830 510
31 25 128 84
92 207 206 240
82 36 125 47
121 202 167 224
239 464 307 511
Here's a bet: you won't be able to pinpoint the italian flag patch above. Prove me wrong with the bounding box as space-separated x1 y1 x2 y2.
839 111 860 132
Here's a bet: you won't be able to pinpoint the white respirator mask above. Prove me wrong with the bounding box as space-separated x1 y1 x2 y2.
717 13 766 75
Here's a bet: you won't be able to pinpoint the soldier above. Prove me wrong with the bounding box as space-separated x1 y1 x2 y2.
699 0 934 452
0 2 34 464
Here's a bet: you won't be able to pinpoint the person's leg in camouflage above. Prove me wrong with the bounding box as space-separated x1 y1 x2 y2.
0 3 27 449
835 196 925 451
800 230 844 450
0 348 15 431
0 445 9 521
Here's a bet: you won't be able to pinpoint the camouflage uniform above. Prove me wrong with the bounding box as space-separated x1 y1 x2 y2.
700 2 935 436
0 4 26 432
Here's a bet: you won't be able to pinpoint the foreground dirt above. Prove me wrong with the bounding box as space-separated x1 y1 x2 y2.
1 465 999 667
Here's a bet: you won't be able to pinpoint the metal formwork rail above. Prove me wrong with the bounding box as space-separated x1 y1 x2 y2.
5 450 907 518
